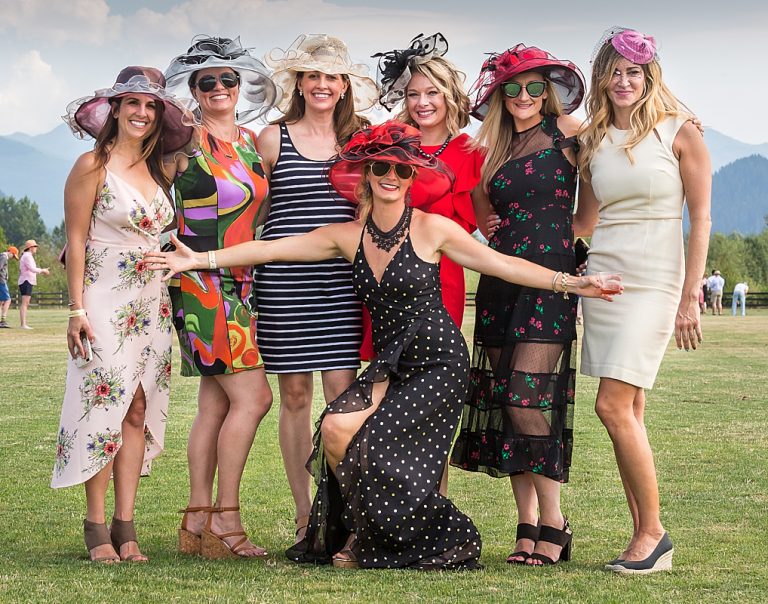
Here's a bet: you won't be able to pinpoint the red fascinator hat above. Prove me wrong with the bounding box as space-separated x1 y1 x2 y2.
470 44 585 120
329 120 454 204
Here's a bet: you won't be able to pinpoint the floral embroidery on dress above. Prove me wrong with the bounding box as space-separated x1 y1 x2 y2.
84 245 107 289
114 249 152 290
158 287 172 333
123 204 157 236
154 347 172 393
111 297 154 352
132 345 152 381
92 183 115 223
79 366 127 420
84 429 122 473
54 427 77 476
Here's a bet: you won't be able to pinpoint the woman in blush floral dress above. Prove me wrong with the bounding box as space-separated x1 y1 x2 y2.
449 45 587 566
53 66 193 563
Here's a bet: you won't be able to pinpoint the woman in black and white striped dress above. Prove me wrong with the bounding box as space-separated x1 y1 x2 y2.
256 34 378 550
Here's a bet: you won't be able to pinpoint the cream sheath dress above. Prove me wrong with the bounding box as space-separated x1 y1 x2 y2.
581 116 688 389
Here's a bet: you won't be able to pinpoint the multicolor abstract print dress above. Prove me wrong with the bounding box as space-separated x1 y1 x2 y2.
451 115 578 482
170 127 269 376
287 216 481 569
254 123 361 373
52 170 173 488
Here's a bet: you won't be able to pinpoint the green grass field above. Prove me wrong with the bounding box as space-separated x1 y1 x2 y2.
1 307 766 603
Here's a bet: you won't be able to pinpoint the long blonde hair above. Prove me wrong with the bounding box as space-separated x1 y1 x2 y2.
475 75 563 192
578 43 688 181
396 57 470 137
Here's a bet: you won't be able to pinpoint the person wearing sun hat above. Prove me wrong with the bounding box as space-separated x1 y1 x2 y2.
368 35 483 410
254 34 377 549
53 65 194 563
0 245 20 328
162 35 278 561
448 43 587 568
575 27 711 574
16 239 50 330
145 119 613 569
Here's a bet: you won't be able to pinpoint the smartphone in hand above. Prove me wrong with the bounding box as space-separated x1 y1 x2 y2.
74 336 93 368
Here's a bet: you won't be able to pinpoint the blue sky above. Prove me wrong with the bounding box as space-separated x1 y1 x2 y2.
1 0 766 142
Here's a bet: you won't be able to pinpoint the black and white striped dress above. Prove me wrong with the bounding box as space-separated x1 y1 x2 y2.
253 123 362 373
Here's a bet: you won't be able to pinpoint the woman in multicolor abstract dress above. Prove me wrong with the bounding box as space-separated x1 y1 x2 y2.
163 36 278 559
449 44 587 566
54 66 193 562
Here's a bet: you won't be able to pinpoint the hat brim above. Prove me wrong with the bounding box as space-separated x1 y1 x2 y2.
64 89 195 154
329 150 453 205
472 59 585 120
165 56 279 124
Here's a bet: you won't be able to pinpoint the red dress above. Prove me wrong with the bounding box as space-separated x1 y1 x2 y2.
360 133 483 359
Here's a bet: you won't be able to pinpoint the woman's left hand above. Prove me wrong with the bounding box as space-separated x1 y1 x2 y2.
571 274 622 300
144 234 200 281
674 296 702 351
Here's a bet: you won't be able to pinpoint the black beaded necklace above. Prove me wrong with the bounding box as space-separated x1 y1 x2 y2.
419 134 452 158
366 205 412 252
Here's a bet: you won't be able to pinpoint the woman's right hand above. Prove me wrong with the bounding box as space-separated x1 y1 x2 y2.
144 233 201 281
67 314 95 359
486 213 501 238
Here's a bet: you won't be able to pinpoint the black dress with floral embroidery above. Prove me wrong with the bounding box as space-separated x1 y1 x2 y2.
450 115 578 482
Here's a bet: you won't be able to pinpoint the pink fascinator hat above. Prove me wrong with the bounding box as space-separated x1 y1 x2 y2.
611 30 657 64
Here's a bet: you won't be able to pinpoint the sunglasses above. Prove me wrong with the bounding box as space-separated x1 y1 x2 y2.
502 80 547 98
369 161 415 179
194 72 240 93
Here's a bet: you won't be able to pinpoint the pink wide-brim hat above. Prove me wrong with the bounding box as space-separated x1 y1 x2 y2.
63 66 195 154
470 44 585 120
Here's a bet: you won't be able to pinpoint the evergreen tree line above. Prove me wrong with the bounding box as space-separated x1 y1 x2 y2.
2 193 767 298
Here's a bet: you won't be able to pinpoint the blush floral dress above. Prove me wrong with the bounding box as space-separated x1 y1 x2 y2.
52 169 173 488
451 115 578 482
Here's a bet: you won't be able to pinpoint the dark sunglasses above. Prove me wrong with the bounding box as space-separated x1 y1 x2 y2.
369 161 415 179
194 72 240 93
502 80 547 98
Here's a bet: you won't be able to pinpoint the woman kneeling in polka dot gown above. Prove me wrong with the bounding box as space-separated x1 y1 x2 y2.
146 121 614 569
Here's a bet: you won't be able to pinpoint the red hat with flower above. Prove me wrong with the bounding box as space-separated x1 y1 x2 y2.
329 120 454 204
470 44 585 120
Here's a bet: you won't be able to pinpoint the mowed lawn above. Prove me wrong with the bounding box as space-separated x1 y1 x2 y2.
0 307 766 603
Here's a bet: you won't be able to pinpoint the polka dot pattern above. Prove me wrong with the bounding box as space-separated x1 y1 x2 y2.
287 231 481 569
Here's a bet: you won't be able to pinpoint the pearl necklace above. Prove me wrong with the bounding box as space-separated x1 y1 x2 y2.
419 134 452 158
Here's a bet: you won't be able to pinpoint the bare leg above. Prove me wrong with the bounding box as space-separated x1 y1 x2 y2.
508 473 538 562
527 475 565 565
277 372 314 541
615 388 646 558
184 376 229 536
113 385 148 560
208 369 272 556
595 378 665 562
19 294 31 327
84 460 117 561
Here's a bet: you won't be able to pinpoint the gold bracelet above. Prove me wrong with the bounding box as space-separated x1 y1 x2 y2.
208 250 217 270
561 272 570 300
68 309 87 318
552 271 562 293
67 299 78 307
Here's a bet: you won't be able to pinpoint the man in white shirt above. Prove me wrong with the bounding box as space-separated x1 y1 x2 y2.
707 270 725 316
732 282 749 316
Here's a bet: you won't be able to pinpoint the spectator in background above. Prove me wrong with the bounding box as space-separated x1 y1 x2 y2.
699 275 708 314
0 245 19 328
732 282 748 316
18 240 49 329
707 269 724 315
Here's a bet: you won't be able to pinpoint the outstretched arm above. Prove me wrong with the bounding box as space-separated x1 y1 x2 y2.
427 214 614 300
145 222 356 281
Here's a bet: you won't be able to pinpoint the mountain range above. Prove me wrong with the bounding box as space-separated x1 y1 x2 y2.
1 124 767 233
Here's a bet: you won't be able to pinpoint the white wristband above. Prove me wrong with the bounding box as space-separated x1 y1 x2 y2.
208 250 217 270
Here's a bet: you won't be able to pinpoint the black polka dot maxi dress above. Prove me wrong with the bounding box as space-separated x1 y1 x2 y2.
287 224 482 569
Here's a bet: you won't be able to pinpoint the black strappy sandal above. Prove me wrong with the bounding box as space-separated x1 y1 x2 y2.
506 522 540 564
527 519 573 566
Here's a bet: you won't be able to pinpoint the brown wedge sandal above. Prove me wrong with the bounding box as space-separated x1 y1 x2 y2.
110 517 148 562
200 507 267 560
83 520 120 563
178 506 212 555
